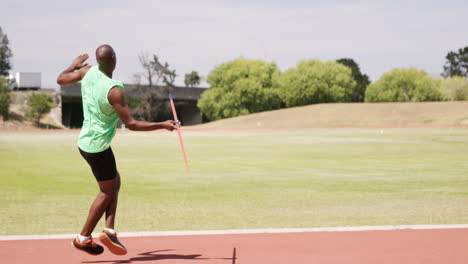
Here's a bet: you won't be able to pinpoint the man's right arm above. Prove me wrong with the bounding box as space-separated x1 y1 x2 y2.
108 86 177 131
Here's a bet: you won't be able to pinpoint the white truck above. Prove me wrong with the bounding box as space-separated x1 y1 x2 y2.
7 72 41 90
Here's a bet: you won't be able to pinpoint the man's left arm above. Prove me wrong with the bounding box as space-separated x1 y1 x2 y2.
57 54 91 86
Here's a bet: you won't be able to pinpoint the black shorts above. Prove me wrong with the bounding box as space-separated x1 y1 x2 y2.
79 147 118 181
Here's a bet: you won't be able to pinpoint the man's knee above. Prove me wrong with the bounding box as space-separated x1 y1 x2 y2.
98 182 119 199
98 190 118 201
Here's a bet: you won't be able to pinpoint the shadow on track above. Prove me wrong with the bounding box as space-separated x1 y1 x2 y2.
81 249 204 263
81 248 236 263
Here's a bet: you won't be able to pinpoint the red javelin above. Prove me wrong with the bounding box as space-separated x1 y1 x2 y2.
169 93 189 171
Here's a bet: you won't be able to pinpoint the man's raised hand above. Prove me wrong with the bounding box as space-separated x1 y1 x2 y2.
57 54 91 85
72 54 89 70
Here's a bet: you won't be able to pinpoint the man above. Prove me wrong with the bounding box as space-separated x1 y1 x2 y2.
57 44 177 255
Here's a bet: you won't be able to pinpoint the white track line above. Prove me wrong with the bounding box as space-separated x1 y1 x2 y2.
1 224 468 241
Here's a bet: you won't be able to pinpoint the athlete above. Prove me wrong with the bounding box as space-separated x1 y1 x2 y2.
57 44 177 255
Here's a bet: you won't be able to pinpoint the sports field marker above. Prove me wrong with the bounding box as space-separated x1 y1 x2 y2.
169 93 189 171
2 224 468 241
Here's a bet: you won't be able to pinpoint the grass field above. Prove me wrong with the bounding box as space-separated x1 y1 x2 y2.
1 128 468 235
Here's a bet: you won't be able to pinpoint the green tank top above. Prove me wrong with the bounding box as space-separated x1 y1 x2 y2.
78 66 125 153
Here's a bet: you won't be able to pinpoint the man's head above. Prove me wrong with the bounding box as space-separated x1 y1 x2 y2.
96 44 116 72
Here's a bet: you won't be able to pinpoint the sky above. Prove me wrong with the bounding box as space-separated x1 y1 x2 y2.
1 0 467 89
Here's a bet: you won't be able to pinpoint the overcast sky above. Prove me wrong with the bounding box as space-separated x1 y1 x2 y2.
1 0 467 89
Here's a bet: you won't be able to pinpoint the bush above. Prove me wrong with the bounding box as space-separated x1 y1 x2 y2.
26 92 53 125
365 68 442 102
277 59 356 107
198 57 282 121
0 77 10 120
439 76 468 101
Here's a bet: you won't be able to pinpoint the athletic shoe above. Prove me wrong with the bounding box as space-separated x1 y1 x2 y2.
72 237 104 255
98 229 127 255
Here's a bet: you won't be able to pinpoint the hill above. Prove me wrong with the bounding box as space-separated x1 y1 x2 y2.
194 101 468 129
0 91 64 130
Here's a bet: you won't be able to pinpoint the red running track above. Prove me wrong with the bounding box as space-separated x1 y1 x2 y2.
1 229 468 264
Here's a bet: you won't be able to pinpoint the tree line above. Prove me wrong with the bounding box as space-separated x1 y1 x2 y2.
198 47 468 121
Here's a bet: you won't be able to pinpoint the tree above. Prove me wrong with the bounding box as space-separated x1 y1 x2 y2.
138 52 156 87
26 92 53 125
442 46 468 78
0 26 13 76
439 76 468 101
132 53 176 121
365 68 442 102
276 59 356 107
152 55 176 88
184 71 201 88
336 58 370 102
0 77 10 120
137 52 176 88
198 57 283 121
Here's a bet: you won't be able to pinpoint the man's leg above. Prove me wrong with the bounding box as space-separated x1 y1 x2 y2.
75 147 126 255
97 173 127 255
104 173 121 230
80 177 120 236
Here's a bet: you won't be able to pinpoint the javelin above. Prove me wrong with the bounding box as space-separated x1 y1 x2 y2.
169 93 190 171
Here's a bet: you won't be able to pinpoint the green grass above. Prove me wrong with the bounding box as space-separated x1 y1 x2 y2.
1 128 468 235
